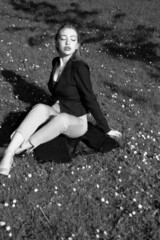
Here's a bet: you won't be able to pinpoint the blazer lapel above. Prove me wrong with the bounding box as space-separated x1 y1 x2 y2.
56 57 73 83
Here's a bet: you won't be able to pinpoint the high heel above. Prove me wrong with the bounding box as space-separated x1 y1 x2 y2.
0 151 13 176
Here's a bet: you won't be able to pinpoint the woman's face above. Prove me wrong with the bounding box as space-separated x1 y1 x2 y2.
56 27 79 57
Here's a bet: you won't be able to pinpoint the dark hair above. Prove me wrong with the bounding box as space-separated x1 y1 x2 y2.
55 24 81 60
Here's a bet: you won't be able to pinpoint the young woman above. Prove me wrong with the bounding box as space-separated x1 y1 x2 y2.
0 24 122 176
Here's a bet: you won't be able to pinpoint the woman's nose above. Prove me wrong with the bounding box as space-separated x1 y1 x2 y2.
66 38 70 45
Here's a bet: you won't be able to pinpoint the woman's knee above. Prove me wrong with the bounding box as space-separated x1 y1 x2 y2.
83 124 88 134
57 113 70 132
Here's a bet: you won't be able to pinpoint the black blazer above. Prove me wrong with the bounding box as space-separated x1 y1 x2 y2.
48 57 110 133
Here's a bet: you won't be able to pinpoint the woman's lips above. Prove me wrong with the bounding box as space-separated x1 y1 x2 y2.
64 46 71 51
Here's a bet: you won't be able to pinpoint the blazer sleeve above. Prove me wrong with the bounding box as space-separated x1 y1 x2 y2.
73 61 110 133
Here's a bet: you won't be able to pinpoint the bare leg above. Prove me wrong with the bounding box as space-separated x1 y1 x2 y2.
16 104 56 141
0 104 56 175
17 113 88 152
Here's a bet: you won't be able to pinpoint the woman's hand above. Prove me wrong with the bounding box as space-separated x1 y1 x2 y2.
107 130 122 139
51 101 60 115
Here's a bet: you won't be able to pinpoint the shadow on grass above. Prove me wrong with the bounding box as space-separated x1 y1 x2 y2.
0 111 28 145
9 0 99 22
8 0 109 46
5 1 160 107
7 1 160 82
1 69 51 105
8 1 159 60
102 24 160 94
103 25 160 64
5 26 38 32
0 69 52 145
147 64 160 85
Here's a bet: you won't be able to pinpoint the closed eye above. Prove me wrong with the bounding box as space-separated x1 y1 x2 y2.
60 36 67 40
59 35 77 41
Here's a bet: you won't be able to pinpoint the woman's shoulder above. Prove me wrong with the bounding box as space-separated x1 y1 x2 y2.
72 58 89 69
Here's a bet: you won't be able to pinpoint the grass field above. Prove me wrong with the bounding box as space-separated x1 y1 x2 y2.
0 0 160 239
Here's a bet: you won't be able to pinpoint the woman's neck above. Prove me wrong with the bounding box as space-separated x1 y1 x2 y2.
59 55 72 67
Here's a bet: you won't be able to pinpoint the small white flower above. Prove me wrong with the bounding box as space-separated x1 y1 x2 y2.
6 226 11 231
4 202 9 207
101 197 105 202
34 188 38 192
143 152 147 157
0 221 6 226
138 204 143 209
9 232 12 237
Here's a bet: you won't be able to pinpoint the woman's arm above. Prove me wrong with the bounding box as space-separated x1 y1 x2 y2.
74 61 110 133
